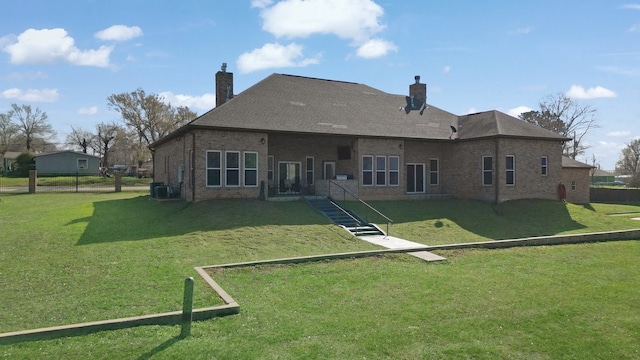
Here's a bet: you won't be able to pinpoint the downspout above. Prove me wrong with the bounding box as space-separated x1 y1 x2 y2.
192 132 196 202
494 138 500 203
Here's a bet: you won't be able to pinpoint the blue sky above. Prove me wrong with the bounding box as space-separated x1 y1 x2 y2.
1 0 638 170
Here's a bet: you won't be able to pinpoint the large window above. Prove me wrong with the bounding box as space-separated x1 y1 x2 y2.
244 152 258 187
225 151 240 187
429 158 439 185
206 150 221 187
541 156 548 176
506 155 515 186
482 156 493 186
376 156 386 186
389 156 399 186
77 158 88 170
362 155 373 186
306 157 314 185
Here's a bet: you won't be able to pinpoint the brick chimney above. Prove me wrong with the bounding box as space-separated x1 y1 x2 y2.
409 75 426 104
215 63 233 107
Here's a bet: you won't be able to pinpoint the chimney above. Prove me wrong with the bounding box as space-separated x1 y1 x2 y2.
409 75 426 104
215 62 233 107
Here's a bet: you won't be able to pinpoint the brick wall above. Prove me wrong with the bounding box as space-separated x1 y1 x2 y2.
562 167 591 204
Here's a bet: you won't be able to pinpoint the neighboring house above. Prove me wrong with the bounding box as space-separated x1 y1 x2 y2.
561 156 594 204
150 66 577 203
1 151 21 174
590 168 615 184
35 150 101 175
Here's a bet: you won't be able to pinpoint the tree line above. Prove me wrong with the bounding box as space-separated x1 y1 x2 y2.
0 89 197 175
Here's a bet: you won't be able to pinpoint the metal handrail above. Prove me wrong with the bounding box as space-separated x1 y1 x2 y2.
328 180 394 235
326 199 365 236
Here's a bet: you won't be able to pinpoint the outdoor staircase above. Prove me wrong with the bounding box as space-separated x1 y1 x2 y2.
305 197 385 237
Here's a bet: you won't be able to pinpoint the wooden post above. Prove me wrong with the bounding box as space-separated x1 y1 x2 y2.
115 172 122 192
28 170 36 193
180 277 195 338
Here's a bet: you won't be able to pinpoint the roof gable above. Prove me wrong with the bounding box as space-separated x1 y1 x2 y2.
459 110 569 140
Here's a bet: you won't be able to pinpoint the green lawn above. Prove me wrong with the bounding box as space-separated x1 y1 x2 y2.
0 193 639 359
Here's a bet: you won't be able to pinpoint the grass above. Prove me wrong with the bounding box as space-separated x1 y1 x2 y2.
0 193 639 359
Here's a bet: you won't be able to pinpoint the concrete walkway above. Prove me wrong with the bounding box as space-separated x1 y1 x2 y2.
358 235 446 262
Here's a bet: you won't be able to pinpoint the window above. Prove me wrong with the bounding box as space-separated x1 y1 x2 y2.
541 156 548 176
376 156 386 185
244 152 258 187
429 159 439 185
389 156 399 186
482 156 493 186
506 155 515 186
306 157 314 185
362 156 373 186
268 155 274 186
571 181 576 191
225 151 240 187
206 151 221 187
407 163 425 193
77 158 88 170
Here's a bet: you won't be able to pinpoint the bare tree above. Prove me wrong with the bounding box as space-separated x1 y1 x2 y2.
0 112 20 155
520 93 598 159
66 126 95 154
8 104 55 151
96 122 120 167
107 88 197 147
616 139 640 186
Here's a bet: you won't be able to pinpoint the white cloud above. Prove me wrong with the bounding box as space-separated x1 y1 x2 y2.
2 28 112 67
356 38 397 58
1 88 59 102
259 0 384 41
509 27 532 35
95 25 143 41
236 42 320 73
566 85 617 99
508 106 533 118
607 130 631 137
255 0 393 59
5 71 48 81
628 23 640 32
251 0 274 8
465 107 478 114
158 91 216 111
77 106 98 115
443 66 451 74
620 4 640 10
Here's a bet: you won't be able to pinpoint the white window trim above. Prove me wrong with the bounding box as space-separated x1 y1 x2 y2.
225 151 241 187
541 156 548 176
376 155 387 186
243 151 258 187
389 156 400 186
206 150 222 187
482 156 493 186
77 158 88 170
506 155 515 186
429 158 439 186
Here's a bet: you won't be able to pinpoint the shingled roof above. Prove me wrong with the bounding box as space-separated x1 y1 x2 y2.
152 73 569 147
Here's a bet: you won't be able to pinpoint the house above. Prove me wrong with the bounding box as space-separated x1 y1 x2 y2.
590 168 615 185
561 156 594 204
150 65 582 203
1 151 21 175
35 150 101 175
